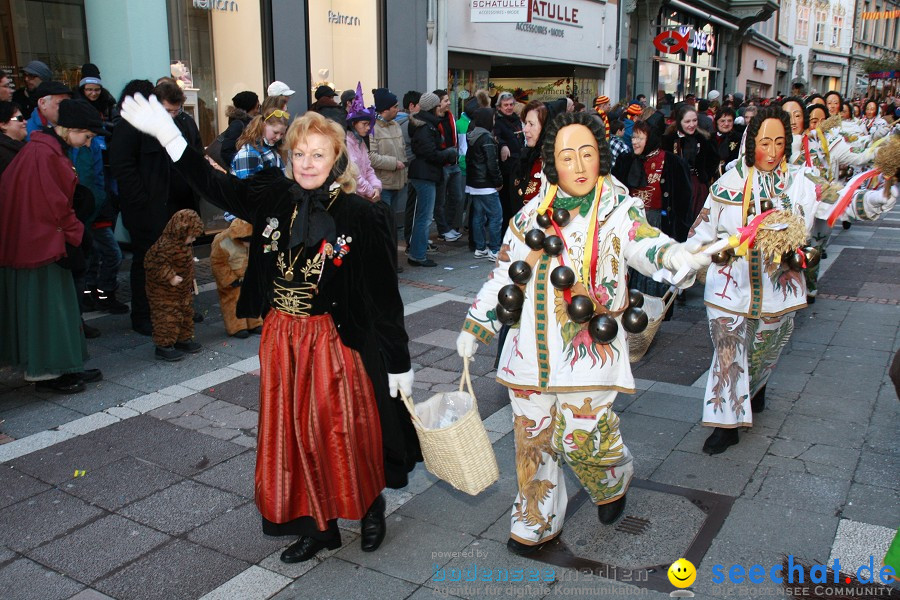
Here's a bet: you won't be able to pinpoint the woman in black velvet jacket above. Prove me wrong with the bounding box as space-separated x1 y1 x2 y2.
120 97 420 564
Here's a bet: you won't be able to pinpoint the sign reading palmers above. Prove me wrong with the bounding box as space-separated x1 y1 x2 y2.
471 0 529 23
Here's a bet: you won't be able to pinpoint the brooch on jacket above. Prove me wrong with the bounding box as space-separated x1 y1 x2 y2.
329 235 352 267
262 217 281 252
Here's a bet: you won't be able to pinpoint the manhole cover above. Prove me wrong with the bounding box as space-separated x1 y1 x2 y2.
526 478 734 593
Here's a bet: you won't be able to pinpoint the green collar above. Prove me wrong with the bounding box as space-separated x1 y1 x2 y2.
554 189 596 217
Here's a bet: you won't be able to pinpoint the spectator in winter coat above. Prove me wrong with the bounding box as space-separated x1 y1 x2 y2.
493 91 525 224
398 91 421 248
0 101 26 175
465 108 503 260
230 107 288 179
12 60 51 119
0 70 13 103
75 64 116 123
369 88 407 263
433 89 463 242
221 91 260 169
310 85 347 127
407 92 457 267
26 81 71 139
345 84 381 202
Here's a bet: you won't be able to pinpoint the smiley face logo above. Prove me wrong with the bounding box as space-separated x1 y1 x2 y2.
668 558 696 588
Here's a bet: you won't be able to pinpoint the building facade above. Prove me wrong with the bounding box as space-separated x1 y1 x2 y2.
777 0 856 98
735 11 780 98
621 0 778 113
848 0 900 99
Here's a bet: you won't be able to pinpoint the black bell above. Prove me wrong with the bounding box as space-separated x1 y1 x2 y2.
759 199 775 213
497 284 525 311
525 229 546 250
712 249 732 265
495 304 521 325
588 315 618 344
567 295 595 324
784 249 804 271
803 246 821 269
622 307 649 333
552 207 571 228
508 261 533 285
542 235 564 256
628 289 644 308
550 266 576 290
536 212 553 229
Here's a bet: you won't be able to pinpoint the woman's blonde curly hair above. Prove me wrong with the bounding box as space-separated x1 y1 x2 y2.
284 111 357 194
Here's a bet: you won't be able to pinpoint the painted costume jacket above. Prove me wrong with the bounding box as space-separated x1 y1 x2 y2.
463 176 681 393
790 127 875 182
688 162 886 318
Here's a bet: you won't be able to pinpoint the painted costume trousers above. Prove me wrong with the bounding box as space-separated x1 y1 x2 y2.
703 307 794 428
147 285 194 347
509 389 633 547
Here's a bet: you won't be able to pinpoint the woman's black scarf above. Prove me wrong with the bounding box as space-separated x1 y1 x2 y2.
625 133 662 189
288 185 336 250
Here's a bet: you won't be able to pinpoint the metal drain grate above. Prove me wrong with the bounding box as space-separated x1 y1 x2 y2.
615 515 651 535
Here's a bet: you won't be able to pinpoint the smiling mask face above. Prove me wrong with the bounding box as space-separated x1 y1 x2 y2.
554 124 600 197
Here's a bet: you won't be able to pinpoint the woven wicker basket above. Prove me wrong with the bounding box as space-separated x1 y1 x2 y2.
400 359 499 496
628 289 677 363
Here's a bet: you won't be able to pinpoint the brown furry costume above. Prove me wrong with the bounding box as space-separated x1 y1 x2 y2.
144 209 204 347
210 219 262 335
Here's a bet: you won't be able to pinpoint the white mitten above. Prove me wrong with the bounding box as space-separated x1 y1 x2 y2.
120 93 186 159
388 369 414 398
456 331 478 358
865 185 898 215
663 240 712 274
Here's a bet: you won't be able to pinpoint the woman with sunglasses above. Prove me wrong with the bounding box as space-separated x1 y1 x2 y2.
0 101 26 175
229 107 289 180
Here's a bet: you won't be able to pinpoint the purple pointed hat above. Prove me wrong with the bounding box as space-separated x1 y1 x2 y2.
346 82 375 127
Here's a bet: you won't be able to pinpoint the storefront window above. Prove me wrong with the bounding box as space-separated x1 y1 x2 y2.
307 0 382 103
653 12 718 110
448 68 489 116
0 0 89 89
167 0 217 144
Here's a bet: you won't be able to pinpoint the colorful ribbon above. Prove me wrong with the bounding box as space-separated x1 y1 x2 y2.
827 169 880 227
730 209 777 257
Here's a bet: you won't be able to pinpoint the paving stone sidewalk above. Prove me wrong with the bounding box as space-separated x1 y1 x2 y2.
0 213 898 599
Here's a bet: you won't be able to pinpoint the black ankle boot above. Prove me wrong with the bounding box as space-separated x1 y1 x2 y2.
507 538 543 556
597 494 627 525
751 385 766 413
360 494 386 552
280 533 342 563
702 427 739 455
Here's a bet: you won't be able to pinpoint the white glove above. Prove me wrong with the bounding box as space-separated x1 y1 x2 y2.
388 369 414 398
865 185 898 215
663 240 712 274
456 331 478 358
120 93 186 158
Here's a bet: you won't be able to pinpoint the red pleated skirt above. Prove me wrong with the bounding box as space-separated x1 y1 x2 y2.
255 309 385 531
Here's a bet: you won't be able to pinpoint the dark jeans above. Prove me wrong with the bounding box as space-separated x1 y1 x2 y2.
85 226 123 293
434 164 463 235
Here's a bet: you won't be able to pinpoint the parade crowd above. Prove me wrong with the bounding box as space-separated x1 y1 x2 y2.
1 59 898 571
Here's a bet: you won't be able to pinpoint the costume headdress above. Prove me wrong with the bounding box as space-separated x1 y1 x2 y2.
346 82 375 127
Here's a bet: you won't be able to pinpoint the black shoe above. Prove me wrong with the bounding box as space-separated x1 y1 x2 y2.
193 313 204 323
750 385 766 413
821 250 828 259
506 538 543 556
93 289 130 314
82 320 101 339
280 535 341 563
842 221 852 230
132 321 153 336
407 257 437 267
79 368 103 383
395 266 404 274
35 374 85 394
249 326 263 335
806 295 816 305
174 340 202 353
360 494 386 552
702 427 739 455
155 346 185 362
598 495 627 525
231 329 250 339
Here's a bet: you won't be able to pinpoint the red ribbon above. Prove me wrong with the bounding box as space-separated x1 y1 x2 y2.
735 209 777 252
827 170 880 227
